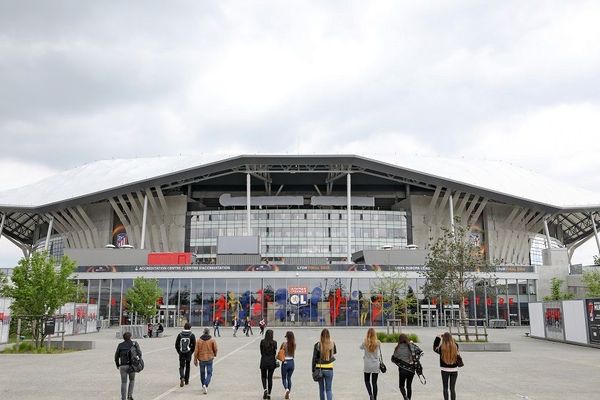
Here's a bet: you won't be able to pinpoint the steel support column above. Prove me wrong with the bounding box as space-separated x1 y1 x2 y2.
140 195 148 250
0 213 5 240
44 216 54 251
246 173 251 235
347 172 352 262
590 212 600 255
449 193 455 234
543 219 552 248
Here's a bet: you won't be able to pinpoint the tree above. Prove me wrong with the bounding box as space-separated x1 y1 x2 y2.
543 277 574 301
126 277 162 323
583 270 600 298
0 252 79 348
422 220 494 323
371 271 416 325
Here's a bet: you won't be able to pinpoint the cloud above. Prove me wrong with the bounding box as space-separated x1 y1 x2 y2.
2 1 600 265
466 103 600 191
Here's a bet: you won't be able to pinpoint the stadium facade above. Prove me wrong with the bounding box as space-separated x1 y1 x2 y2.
1 154 599 328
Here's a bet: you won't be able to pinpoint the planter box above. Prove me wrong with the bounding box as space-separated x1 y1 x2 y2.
458 342 511 352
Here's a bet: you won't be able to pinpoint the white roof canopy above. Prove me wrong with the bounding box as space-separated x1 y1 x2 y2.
0 153 598 210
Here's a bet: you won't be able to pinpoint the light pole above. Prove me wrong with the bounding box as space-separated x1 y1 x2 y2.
296 272 300 325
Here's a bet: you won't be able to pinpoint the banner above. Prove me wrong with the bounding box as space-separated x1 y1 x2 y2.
0 298 11 344
586 298 600 344
77 264 535 273
544 301 565 341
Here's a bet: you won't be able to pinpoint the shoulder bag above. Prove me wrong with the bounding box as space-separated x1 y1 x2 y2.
277 344 286 362
378 345 387 373
410 343 426 385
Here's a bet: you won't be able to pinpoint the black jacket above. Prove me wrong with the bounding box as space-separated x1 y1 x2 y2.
433 336 459 368
312 341 337 371
259 339 277 370
175 330 196 356
115 340 138 367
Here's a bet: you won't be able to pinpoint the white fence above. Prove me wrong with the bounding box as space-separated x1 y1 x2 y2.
529 298 600 346
0 299 99 344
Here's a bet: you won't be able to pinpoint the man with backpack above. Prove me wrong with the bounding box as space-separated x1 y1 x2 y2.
175 322 196 387
115 331 143 400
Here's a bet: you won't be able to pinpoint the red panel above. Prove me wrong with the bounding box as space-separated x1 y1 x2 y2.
147 252 192 265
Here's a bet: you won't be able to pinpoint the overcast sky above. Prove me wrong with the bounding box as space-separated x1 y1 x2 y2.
1 1 600 266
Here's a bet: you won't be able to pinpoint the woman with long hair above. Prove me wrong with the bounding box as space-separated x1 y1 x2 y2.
360 328 381 400
260 329 277 399
280 331 296 399
392 333 423 400
312 328 337 400
433 332 460 400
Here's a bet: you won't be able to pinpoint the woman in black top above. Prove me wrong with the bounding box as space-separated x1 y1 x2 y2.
433 332 460 400
260 329 277 399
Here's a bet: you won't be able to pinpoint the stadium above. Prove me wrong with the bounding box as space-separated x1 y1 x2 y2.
0 154 599 329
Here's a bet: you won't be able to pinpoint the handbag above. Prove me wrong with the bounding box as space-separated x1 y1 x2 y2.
277 345 286 362
456 353 464 368
378 345 387 373
410 343 426 385
312 368 323 382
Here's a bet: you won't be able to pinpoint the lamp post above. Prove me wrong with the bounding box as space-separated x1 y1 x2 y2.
296 272 300 325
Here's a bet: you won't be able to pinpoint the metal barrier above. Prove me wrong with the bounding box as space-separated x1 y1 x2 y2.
118 325 146 339
488 319 508 329
386 319 403 334
448 319 488 342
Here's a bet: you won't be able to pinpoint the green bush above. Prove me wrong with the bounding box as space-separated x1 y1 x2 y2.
377 332 419 343
1 341 73 354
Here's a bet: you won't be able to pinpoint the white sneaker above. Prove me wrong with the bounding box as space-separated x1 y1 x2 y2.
203 385 207 394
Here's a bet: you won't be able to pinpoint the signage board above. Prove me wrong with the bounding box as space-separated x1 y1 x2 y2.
543 302 565 341
44 318 56 336
586 298 600 344
78 264 535 273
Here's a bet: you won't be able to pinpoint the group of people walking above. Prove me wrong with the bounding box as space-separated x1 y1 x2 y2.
114 324 462 400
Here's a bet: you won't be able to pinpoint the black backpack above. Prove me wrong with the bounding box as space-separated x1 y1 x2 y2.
128 341 144 373
180 334 192 354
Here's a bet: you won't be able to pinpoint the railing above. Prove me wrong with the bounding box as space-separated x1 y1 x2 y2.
447 319 488 342
386 319 403 334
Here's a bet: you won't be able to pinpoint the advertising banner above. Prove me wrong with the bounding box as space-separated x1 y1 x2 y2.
585 298 600 345
544 301 565 341
288 287 308 306
78 264 535 273
87 304 98 333
58 303 75 336
0 298 12 344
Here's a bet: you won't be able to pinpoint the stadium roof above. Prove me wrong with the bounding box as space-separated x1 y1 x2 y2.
0 154 599 211
0 154 599 248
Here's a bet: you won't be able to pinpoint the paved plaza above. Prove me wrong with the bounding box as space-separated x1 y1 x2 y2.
0 326 598 399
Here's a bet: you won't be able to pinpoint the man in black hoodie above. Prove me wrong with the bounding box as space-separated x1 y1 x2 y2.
115 331 140 400
175 322 196 387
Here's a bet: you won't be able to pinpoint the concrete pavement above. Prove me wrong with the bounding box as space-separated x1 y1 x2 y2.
0 326 598 399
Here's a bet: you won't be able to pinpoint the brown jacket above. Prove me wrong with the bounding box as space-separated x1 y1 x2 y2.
194 334 218 362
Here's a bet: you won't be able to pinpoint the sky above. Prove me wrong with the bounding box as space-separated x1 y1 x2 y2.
1 0 600 267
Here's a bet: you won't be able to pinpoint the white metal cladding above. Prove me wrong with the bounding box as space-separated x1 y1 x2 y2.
1 153 600 209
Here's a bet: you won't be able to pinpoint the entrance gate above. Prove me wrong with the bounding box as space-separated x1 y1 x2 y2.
420 305 438 327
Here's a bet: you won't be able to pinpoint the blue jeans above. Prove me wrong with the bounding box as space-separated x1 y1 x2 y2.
318 369 334 400
200 360 213 387
281 359 295 390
